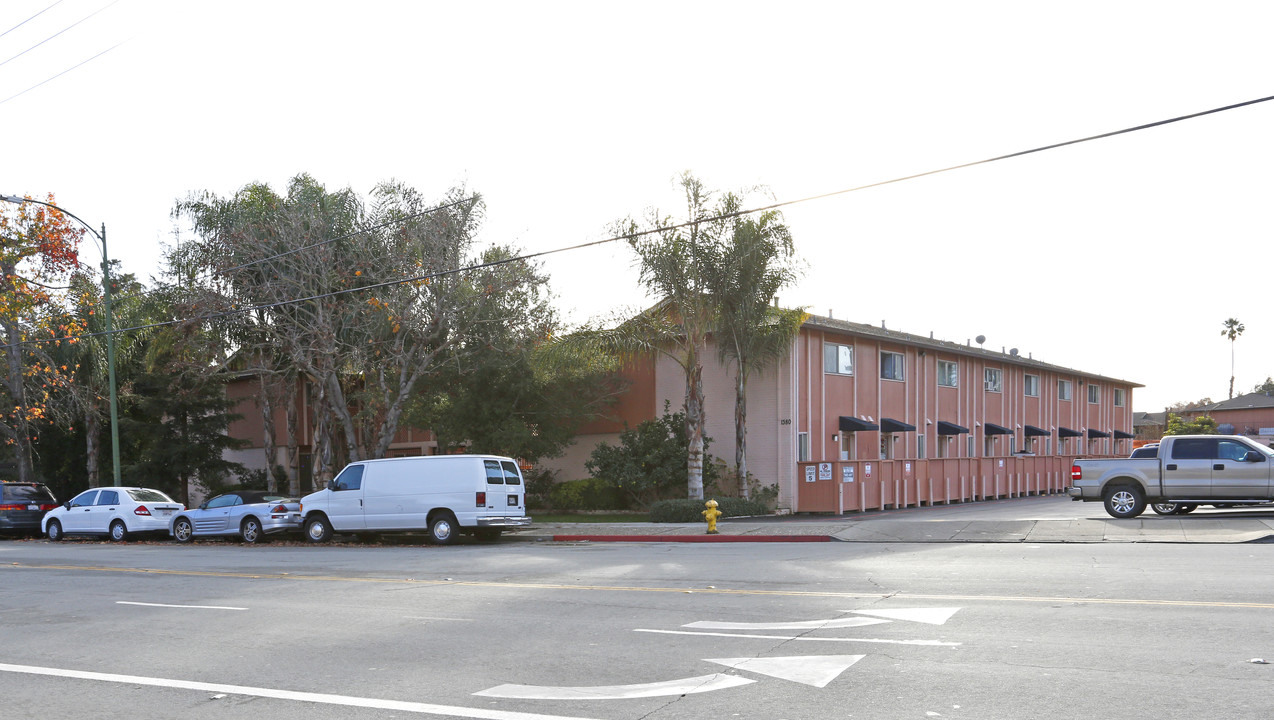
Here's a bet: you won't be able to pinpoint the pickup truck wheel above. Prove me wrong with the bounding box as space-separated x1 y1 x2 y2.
1151 502 1179 515
1104 486 1146 519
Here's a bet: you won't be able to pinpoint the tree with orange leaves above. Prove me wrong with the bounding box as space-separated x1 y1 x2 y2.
1 194 85 483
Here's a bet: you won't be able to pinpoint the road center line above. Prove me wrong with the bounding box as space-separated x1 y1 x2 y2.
8 564 1274 610
0 663 599 720
635 629 960 646
117 601 247 611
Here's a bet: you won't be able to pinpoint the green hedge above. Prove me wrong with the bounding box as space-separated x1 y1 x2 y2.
548 477 630 511
648 497 771 523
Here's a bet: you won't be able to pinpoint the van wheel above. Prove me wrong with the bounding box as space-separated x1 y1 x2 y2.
305 515 333 543
429 513 459 545
1104 486 1145 519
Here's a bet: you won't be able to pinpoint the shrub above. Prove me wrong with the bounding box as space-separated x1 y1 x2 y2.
648 496 771 523
548 477 629 511
523 467 557 510
586 402 719 507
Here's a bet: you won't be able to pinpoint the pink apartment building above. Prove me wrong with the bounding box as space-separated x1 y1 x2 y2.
543 313 1140 513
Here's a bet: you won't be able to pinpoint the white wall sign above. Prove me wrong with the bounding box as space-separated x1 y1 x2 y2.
905 462 912 473
842 466 855 483
818 462 833 480
804 465 816 483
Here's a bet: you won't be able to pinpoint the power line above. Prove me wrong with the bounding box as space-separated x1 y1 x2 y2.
10 91 1274 349
0 0 67 41
0 0 118 68
0 40 122 106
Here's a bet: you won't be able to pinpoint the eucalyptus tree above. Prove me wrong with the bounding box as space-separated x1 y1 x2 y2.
710 208 805 497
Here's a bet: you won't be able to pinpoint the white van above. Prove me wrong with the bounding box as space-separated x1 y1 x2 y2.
298 455 532 544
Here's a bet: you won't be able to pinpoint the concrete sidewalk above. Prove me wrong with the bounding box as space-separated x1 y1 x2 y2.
506 515 1274 544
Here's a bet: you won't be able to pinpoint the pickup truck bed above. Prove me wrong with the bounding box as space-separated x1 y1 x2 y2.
1068 435 1274 518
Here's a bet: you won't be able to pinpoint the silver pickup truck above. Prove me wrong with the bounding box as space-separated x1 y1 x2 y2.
1068 434 1274 518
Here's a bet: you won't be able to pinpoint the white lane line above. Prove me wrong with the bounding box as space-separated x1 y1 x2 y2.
117 601 247 611
0 663 599 720
685 617 889 631
475 674 754 700
635 629 960 646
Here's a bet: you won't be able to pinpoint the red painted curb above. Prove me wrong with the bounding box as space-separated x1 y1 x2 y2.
550 535 833 543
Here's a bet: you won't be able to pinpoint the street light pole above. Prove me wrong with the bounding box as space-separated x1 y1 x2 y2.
1 195 122 486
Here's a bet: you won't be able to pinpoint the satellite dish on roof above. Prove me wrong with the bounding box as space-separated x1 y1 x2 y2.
976 335 986 348
1010 348 1019 356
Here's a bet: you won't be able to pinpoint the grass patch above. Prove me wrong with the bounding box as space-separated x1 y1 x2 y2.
530 512 648 523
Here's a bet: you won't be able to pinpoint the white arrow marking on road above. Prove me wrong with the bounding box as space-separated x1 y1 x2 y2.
474 673 754 700
117 601 247 611
635 629 959 646
851 607 961 625
705 655 865 688
684 617 889 631
0 663 598 720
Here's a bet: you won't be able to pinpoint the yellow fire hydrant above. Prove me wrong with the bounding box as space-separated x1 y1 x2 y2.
702 499 722 534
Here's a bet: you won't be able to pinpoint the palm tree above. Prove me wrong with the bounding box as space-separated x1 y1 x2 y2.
1222 317 1244 399
711 208 805 498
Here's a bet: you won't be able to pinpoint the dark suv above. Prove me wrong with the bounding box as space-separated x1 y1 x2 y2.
0 482 59 536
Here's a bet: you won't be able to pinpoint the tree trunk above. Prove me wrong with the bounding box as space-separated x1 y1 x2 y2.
259 373 278 493
735 366 748 499
685 361 705 501
286 378 299 496
2 312 34 484
85 406 101 488
311 378 334 490
325 371 363 463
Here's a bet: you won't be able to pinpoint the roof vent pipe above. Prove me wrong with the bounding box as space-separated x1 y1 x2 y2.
881 320 887 329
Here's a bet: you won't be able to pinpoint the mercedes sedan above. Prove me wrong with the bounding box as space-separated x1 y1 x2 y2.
170 490 302 544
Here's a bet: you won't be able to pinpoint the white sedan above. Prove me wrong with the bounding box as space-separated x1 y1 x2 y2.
43 487 184 542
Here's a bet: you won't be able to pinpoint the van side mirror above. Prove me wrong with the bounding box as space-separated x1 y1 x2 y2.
328 479 338 491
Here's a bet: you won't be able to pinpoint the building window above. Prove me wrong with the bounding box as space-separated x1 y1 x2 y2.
1024 374 1039 397
984 434 996 456
1114 388 1125 407
1058 380 1073 401
967 435 975 457
824 343 852 375
880 434 894 460
1088 384 1100 404
917 435 926 459
797 432 810 462
881 351 905 381
838 433 853 461
984 368 1002 393
937 435 950 458
937 360 958 387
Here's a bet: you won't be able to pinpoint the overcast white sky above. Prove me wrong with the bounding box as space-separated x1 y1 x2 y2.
4 1 1271 411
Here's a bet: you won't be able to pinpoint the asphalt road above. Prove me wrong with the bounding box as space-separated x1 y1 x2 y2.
3 522 1274 720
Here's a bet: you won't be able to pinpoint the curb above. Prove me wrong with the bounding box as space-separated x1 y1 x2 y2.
548 534 834 543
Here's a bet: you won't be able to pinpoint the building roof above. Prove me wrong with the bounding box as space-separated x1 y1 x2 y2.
1132 411 1167 427
1196 391 1274 412
803 314 1142 388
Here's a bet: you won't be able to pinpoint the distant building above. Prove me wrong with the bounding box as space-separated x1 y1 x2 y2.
1183 392 1274 445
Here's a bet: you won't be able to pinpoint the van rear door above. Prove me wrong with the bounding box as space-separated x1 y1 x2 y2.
482 460 508 512
499 460 525 514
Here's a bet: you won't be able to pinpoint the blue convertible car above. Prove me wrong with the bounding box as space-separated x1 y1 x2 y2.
170 490 301 543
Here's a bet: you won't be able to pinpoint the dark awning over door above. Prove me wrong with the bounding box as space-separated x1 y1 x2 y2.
839 416 879 432
1087 428 1110 438
880 418 916 433
1024 425 1049 437
984 423 1012 435
937 421 969 435
1113 430 1135 439
1058 426 1082 438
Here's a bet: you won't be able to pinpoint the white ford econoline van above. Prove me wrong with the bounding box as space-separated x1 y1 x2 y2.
298 455 532 544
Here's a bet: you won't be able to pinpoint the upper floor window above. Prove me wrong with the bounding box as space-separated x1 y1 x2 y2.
824 343 853 375
1024 374 1039 397
1088 383 1100 404
1114 388 1125 407
881 351 905 381
937 360 958 387
984 368 1002 393
1058 380 1073 401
